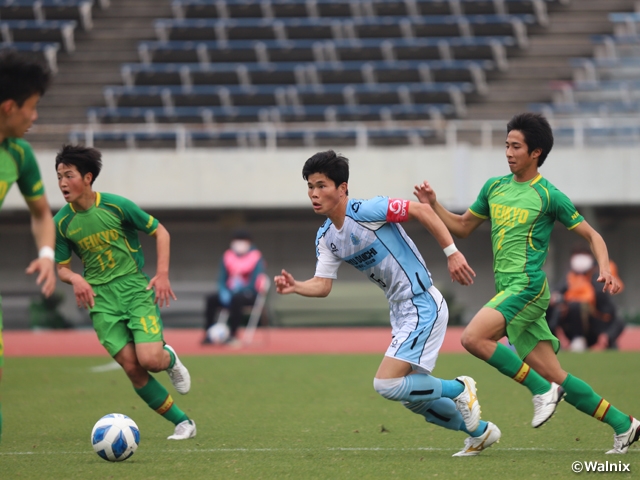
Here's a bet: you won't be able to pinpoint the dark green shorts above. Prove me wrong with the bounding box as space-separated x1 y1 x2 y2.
90 273 165 357
485 271 559 360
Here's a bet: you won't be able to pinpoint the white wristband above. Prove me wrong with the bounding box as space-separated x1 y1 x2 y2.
443 244 458 257
39 246 55 261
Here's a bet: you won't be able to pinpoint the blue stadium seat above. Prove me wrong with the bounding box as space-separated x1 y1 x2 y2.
153 14 534 48
0 40 59 72
609 12 640 37
570 57 640 83
87 102 456 125
121 59 493 94
103 81 474 116
0 0 94 30
171 0 550 25
70 124 439 148
591 34 640 60
138 36 515 70
0 19 77 51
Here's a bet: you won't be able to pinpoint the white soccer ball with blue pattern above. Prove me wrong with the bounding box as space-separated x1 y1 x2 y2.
91 413 140 462
207 322 231 344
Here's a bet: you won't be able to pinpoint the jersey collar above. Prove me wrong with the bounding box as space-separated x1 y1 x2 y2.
69 191 101 213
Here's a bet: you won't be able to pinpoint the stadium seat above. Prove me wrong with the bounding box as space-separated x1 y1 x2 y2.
70 124 439 149
138 36 515 70
0 19 77 51
0 0 94 30
120 59 493 94
0 40 59 72
591 34 640 60
153 14 534 48
171 0 550 26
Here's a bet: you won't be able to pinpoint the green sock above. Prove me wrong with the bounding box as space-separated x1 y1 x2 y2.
562 374 631 434
486 343 550 395
163 346 176 369
135 375 188 426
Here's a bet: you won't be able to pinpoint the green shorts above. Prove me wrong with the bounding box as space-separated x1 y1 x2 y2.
90 273 165 357
486 271 559 360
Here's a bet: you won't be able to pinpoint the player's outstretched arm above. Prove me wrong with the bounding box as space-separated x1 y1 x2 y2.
148 223 177 307
274 269 333 297
413 180 483 238
408 201 475 285
57 263 96 308
573 221 621 295
24 195 57 297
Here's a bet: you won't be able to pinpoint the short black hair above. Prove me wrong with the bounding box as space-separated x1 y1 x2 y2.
55 145 102 185
0 51 51 106
231 229 252 241
506 112 554 166
302 150 349 192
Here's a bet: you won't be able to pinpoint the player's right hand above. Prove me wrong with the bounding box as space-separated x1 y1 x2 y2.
447 251 476 286
413 180 437 207
274 269 296 294
26 257 57 298
71 274 96 308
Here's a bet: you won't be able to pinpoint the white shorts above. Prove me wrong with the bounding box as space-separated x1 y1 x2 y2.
384 285 449 374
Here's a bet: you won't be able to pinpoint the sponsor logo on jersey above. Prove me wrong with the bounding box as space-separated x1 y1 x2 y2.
350 233 361 245
77 229 119 252
68 227 82 236
490 203 529 227
351 201 362 213
330 242 338 253
345 246 378 268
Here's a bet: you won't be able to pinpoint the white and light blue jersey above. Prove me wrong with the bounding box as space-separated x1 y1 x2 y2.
314 197 433 303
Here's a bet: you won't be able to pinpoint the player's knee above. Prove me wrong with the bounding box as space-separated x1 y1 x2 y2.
137 353 165 373
373 377 404 401
460 328 481 354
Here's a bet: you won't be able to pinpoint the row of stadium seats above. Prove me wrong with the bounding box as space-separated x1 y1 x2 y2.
170 0 553 24
153 15 534 47
70 124 440 149
0 0 97 30
137 36 515 70
530 9 640 120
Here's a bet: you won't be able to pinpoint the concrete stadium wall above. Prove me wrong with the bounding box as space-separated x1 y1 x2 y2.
3 145 640 210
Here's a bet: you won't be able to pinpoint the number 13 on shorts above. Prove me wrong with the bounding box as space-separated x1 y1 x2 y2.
140 315 160 334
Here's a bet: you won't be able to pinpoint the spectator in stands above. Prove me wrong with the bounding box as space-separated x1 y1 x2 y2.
547 247 626 352
0 52 57 442
203 230 267 346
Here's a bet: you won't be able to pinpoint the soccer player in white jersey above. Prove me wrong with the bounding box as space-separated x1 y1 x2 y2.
274 151 501 456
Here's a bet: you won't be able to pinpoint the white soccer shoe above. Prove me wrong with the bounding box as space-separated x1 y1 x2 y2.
531 382 565 428
453 376 481 432
165 344 191 395
452 421 501 457
167 419 197 440
606 417 640 454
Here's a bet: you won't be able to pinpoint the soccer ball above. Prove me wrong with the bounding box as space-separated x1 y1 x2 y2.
91 413 140 462
207 322 231 344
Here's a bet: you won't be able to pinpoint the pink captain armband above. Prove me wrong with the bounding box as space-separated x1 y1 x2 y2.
443 244 458 257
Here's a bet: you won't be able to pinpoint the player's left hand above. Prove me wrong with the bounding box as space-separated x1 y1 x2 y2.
25 257 57 298
147 272 178 307
447 251 476 286
597 271 622 295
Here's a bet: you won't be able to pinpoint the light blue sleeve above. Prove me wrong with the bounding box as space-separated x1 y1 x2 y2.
347 197 388 222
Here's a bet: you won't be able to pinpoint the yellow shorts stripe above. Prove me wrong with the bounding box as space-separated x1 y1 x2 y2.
513 363 531 384
593 399 611 421
155 395 174 415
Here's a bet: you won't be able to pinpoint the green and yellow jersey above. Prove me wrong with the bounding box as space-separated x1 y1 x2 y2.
0 138 45 209
54 192 159 285
469 173 584 276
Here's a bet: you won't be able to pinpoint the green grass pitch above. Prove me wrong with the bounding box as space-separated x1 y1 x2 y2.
1 352 639 479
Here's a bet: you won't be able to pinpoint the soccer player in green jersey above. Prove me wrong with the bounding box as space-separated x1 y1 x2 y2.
414 112 639 454
0 52 58 442
54 145 196 440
